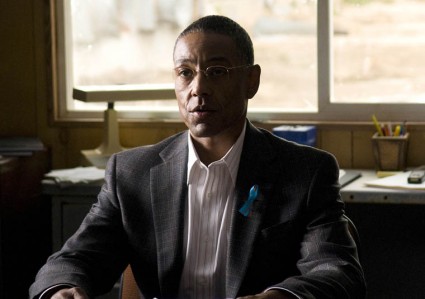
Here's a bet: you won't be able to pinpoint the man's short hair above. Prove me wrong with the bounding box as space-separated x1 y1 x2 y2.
175 15 254 65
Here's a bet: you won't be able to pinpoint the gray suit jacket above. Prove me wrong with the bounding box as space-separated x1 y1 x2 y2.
30 121 365 299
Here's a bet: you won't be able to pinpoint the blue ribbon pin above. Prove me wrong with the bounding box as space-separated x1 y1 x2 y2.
239 185 259 217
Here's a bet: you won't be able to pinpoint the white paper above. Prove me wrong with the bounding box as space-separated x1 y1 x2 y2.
45 166 105 186
365 171 425 190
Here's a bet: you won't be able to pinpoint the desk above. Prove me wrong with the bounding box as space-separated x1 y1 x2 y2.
341 170 425 298
341 170 425 204
43 181 101 251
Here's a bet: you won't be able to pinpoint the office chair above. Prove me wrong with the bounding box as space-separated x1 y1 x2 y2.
119 265 142 299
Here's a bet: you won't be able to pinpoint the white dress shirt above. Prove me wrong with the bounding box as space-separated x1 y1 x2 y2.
178 127 246 299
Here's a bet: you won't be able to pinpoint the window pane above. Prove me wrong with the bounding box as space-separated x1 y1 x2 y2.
69 0 317 113
333 0 425 103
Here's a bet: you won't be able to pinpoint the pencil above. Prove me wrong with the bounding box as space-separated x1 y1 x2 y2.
372 114 384 136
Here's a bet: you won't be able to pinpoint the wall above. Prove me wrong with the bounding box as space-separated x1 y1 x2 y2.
0 1 41 137
1 0 425 171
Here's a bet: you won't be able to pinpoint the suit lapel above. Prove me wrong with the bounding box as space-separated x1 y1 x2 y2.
226 122 278 298
150 134 188 296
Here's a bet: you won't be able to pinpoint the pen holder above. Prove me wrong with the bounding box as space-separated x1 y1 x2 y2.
372 133 409 171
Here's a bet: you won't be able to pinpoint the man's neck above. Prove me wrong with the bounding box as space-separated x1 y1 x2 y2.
190 124 245 166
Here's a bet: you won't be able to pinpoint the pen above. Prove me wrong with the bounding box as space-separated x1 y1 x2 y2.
372 114 384 136
387 122 393 136
400 121 407 136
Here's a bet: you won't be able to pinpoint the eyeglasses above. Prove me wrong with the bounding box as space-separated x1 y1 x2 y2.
174 64 252 83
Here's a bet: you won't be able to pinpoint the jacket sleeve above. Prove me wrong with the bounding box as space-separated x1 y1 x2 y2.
29 154 129 299
276 153 366 299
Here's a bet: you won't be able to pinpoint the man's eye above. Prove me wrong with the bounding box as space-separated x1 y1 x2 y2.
177 68 194 78
206 67 227 77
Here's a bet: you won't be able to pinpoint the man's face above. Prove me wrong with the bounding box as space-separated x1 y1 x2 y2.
173 32 259 139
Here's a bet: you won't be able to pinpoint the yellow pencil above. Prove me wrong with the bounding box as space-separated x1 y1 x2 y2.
372 114 384 136
394 125 401 136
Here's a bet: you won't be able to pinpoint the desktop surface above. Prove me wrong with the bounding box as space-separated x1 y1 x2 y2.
341 170 425 205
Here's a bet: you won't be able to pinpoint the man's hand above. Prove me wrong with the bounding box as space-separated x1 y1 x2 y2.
237 289 298 299
50 287 89 299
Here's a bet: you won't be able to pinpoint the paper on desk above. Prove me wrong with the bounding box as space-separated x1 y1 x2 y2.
45 166 105 187
365 171 425 190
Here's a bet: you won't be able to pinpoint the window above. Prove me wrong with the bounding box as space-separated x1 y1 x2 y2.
333 0 425 104
52 0 425 122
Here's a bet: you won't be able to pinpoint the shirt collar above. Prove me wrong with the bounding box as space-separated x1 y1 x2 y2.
187 124 246 186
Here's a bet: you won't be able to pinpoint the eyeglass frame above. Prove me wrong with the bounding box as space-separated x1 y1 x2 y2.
173 64 253 82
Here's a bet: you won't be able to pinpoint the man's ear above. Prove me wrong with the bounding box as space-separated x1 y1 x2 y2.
246 64 261 99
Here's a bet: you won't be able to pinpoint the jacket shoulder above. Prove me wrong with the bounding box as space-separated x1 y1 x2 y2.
110 131 187 167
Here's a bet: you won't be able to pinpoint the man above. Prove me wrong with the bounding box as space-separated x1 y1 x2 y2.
30 15 365 299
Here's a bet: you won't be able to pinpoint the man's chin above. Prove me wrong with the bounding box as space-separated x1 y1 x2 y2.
189 124 217 138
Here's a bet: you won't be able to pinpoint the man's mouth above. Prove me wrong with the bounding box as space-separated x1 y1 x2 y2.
190 106 216 119
191 105 214 113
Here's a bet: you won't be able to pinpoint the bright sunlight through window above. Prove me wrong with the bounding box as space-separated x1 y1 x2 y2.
69 0 318 114
55 0 425 122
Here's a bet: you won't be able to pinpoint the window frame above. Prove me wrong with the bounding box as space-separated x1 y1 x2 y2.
51 0 425 124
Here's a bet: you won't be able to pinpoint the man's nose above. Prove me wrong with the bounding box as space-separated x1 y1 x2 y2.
190 71 211 97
